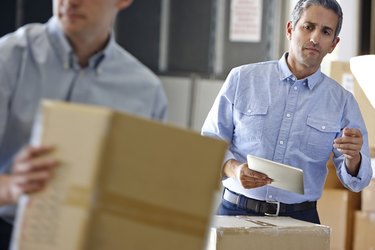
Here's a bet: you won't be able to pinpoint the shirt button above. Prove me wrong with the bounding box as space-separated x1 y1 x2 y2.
322 126 326 130
247 109 252 113
286 113 291 118
279 141 284 145
294 86 298 90
268 195 273 199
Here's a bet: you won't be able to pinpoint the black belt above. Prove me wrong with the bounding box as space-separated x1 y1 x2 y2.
223 188 316 216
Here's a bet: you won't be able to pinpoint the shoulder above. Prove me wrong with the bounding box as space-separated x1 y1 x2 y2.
229 60 279 79
220 60 278 101
0 23 47 62
225 60 279 87
107 43 161 87
320 72 352 98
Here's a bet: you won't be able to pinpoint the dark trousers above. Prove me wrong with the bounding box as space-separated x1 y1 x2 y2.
217 199 321 224
0 218 12 250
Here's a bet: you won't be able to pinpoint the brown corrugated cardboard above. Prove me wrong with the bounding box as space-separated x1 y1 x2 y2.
324 154 345 189
206 216 330 250
362 179 375 212
327 61 375 149
353 211 375 250
318 189 360 250
11 100 227 250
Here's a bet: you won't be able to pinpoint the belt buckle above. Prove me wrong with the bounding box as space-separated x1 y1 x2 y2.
264 201 280 216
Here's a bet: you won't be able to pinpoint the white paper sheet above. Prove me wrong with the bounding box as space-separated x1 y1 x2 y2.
247 155 304 194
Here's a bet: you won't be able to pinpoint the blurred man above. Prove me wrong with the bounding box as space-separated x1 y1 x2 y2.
0 0 167 248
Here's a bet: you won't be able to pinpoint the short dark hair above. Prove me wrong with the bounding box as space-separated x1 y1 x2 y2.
291 0 343 38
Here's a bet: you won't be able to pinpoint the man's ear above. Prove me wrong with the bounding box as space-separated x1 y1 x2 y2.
328 36 340 53
116 0 133 11
286 21 293 40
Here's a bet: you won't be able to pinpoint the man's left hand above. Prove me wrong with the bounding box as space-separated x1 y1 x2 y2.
333 128 363 176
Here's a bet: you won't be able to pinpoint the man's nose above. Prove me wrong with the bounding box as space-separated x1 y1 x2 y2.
63 0 81 6
310 31 321 45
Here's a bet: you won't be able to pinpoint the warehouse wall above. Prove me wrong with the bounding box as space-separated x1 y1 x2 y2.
0 0 372 130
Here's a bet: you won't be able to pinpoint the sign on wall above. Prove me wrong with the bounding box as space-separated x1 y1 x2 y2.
229 0 263 42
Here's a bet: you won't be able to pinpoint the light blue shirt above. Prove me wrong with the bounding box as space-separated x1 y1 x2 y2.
202 53 372 204
0 17 167 221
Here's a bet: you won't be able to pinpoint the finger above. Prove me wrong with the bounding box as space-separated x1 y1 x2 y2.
14 145 55 163
339 149 359 159
241 175 272 183
248 176 273 184
17 181 47 194
241 178 271 189
13 157 59 175
13 171 53 186
342 153 354 160
334 136 362 145
245 168 269 179
240 175 272 188
333 142 361 151
343 128 362 137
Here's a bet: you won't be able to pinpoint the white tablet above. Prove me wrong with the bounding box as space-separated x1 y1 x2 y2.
247 155 304 194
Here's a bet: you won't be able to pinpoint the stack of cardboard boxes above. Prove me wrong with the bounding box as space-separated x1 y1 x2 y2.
318 157 361 250
317 61 375 250
353 178 375 249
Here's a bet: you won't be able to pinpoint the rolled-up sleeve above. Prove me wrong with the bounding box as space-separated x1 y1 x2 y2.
334 94 373 192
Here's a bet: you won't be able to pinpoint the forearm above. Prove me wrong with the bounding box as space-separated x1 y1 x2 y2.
0 175 13 206
345 153 361 176
223 159 241 179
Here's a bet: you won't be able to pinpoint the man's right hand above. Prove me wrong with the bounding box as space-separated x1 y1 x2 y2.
224 159 273 189
0 145 59 206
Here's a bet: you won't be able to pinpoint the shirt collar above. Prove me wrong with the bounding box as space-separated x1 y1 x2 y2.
46 16 115 71
278 52 323 90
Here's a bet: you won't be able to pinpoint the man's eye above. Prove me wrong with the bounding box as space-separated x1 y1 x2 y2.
304 25 312 30
323 30 332 36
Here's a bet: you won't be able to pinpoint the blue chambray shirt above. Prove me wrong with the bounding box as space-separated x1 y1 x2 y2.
0 17 167 222
202 53 372 204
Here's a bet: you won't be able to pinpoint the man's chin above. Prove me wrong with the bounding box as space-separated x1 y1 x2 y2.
302 59 321 69
301 53 321 65
59 20 82 34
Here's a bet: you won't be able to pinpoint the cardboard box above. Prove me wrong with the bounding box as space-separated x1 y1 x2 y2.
327 61 375 149
206 216 330 250
353 211 375 250
362 179 375 212
11 100 227 250
318 189 360 250
324 154 345 189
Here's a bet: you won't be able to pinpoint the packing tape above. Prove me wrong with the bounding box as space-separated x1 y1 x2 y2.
64 186 91 208
95 191 208 237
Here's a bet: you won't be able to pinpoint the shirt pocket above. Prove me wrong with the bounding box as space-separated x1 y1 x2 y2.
233 103 269 142
304 116 340 158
